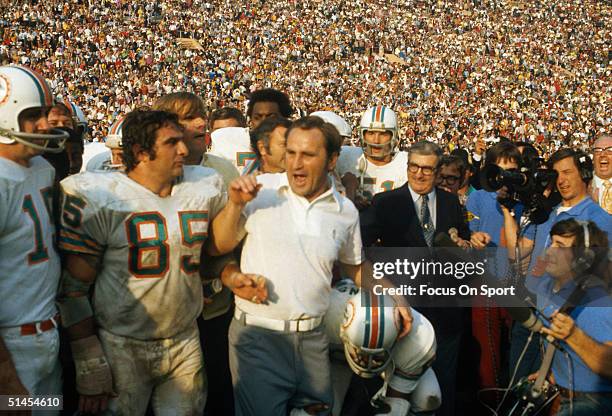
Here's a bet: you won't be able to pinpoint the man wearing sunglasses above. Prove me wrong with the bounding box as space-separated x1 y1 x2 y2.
591 133 612 214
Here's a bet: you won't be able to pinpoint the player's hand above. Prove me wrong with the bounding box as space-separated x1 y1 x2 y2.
228 175 261 206
394 304 413 338
71 335 115 414
229 272 268 304
470 231 491 249
540 310 576 341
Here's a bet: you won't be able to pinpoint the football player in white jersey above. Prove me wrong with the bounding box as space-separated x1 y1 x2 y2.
57 109 226 415
318 282 440 416
336 106 408 209
85 115 126 172
209 126 258 174
0 65 68 406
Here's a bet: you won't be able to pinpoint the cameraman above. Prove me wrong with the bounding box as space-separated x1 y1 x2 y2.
503 148 612 380
533 219 612 415
465 142 522 397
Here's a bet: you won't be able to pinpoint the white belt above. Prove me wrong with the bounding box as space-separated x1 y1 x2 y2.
234 308 322 332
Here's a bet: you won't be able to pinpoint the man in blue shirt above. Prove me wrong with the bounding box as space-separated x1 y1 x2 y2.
534 219 612 415
504 148 612 387
507 149 612 288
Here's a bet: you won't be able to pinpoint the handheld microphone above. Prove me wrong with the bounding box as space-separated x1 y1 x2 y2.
433 232 544 333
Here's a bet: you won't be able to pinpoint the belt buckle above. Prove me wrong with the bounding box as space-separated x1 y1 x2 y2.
295 315 313 332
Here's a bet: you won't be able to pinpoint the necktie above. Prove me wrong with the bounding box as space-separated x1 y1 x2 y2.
602 181 612 214
420 194 435 247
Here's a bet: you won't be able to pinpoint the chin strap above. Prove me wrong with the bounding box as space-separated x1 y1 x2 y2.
370 361 396 407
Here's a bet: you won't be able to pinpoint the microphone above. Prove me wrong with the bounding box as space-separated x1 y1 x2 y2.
505 305 543 333
433 232 544 332
433 231 459 248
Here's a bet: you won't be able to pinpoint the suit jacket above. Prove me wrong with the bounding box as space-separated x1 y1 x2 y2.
360 184 471 336
360 184 470 247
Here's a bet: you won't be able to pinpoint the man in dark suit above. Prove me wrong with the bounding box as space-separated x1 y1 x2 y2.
361 140 470 416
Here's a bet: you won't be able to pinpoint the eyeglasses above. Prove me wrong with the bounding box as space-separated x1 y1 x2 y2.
408 163 436 176
593 147 612 155
438 174 461 185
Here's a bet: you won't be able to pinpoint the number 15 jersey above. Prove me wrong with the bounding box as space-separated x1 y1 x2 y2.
59 166 226 340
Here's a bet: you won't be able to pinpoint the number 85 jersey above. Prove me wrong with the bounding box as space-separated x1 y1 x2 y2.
59 166 227 340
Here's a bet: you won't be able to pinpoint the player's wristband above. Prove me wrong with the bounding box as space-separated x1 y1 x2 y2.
71 335 114 396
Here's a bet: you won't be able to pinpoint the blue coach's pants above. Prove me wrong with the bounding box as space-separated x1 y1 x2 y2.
229 318 333 416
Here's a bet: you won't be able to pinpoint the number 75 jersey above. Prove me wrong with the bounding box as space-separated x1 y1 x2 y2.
59 166 227 339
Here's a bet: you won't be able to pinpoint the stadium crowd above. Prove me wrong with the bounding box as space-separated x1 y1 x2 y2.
0 0 609 153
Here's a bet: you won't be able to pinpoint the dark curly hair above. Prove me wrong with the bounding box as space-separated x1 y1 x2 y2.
121 109 180 172
247 88 294 118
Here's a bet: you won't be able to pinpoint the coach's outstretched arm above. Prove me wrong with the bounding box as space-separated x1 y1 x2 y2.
206 175 261 255
58 254 114 415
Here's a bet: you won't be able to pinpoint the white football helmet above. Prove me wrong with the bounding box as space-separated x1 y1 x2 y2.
310 111 353 140
104 115 126 169
340 291 400 378
359 106 398 159
62 99 89 139
105 116 125 150
0 65 68 153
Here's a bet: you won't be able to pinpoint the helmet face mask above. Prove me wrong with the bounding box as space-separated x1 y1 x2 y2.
343 340 392 377
362 129 395 159
359 106 398 159
0 65 68 153
6 128 69 154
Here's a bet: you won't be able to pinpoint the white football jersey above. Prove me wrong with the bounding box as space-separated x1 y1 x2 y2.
85 151 116 172
59 167 226 339
0 156 60 326
208 127 256 175
81 141 109 172
336 146 408 198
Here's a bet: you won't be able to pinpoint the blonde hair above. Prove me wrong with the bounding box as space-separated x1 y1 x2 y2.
153 92 206 121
